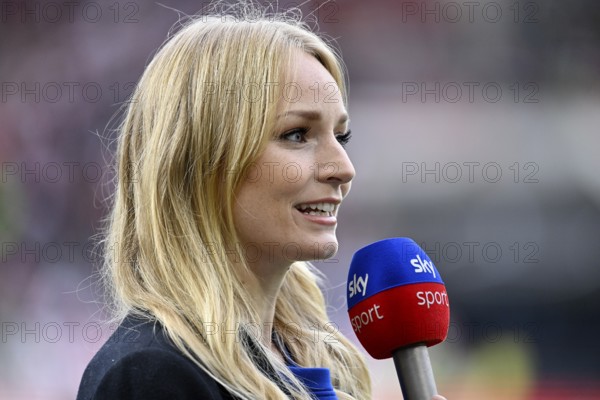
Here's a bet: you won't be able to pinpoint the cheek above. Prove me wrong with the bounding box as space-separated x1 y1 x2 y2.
233 165 298 226
257 154 314 197
235 145 315 223
277 149 317 185
278 161 309 186
259 141 314 175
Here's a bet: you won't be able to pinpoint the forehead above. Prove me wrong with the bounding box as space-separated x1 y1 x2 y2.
288 51 337 86
276 50 346 117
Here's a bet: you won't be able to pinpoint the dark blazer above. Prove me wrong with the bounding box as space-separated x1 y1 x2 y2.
77 314 246 400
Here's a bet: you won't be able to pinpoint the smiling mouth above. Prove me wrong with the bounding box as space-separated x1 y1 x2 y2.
294 202 337 217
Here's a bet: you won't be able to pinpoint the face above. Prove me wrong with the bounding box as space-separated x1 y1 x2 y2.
233 51 355 271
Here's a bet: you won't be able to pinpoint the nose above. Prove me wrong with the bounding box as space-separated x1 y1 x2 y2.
315 137 356 186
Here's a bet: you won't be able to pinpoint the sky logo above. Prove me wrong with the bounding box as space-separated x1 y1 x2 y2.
348 273 369 299
410 254 436 278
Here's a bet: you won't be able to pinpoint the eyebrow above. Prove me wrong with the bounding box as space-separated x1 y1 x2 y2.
277 110 349 125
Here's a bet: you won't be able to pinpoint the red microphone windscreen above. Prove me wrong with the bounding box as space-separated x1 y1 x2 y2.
347 238 450 359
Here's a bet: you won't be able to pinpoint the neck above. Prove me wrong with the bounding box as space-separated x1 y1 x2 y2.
240 258 292 355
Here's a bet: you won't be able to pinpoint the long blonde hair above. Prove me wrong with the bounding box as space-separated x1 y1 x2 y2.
103 3 371 399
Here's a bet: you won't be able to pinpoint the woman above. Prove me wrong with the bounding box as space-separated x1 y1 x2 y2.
77 3 446 399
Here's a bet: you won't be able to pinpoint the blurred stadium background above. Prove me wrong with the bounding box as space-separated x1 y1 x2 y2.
1 0 599 398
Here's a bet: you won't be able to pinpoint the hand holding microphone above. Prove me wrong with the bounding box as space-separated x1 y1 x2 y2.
347 238 450 400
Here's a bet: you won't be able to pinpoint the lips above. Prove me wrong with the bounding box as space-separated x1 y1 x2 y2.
295 202 336 216
293 199 341 227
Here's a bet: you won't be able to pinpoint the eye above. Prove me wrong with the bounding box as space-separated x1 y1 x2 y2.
336 130 352 147
279 128 308 143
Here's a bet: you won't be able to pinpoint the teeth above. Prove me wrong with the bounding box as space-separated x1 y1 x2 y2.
297 203 336 215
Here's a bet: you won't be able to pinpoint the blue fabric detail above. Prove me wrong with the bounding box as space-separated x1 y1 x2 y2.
288 366 338 400
272 330 338 399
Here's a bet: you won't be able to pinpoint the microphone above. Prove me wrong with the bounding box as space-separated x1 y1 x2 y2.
347 238 450 400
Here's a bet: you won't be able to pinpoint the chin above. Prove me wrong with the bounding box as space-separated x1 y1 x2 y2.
292 237 339 262
318 243 339 260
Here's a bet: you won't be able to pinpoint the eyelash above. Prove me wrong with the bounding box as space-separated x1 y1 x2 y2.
336 130 352 147
279 129 353 147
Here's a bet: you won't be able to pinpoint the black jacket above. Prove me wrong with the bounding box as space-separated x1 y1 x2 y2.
77 314 253 400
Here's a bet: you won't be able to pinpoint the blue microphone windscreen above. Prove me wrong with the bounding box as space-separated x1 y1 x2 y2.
347 237 444 309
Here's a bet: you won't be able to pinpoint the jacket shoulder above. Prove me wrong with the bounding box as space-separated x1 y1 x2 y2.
76 315 233 400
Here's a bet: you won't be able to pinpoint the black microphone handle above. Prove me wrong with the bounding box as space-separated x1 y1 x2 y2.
392 344 438 400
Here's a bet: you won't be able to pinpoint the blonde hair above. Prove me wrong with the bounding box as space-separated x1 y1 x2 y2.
102 2 371 399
